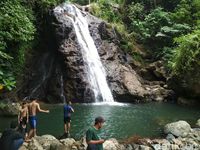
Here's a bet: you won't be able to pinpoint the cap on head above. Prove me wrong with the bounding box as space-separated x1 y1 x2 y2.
95 116 105 124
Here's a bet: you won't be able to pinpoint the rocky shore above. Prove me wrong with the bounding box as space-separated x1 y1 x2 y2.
17 119 200 150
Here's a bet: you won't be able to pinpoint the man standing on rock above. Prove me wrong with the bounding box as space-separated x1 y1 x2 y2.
63 100 74 136
27 99 49 140
86 116 105 150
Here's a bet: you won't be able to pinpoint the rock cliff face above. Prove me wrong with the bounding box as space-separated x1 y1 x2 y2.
17 4 174 103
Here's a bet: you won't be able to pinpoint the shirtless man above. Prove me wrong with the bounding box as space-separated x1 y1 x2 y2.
27 99 49 139
18 102 29 139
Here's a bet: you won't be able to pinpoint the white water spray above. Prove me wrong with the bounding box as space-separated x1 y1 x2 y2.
60 74 66 103
55 4 114 102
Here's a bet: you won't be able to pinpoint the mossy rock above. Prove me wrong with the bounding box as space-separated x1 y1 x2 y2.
0 101 20 116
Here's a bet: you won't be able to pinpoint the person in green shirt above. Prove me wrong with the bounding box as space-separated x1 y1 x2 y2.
86 116 105 150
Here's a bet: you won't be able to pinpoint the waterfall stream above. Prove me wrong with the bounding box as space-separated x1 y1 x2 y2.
60 74 66 103
55 4 114 102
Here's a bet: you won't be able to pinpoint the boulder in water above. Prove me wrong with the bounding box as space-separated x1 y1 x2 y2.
164 121 191 137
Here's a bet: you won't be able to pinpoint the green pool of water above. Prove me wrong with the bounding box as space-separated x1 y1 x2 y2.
0 102 199 140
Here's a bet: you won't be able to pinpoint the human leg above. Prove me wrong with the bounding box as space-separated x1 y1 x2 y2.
64 123 67 133
28 116 37 139
67 122 71 133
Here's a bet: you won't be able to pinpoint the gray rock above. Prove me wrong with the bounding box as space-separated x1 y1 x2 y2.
139 145 152 150
35 135 62 150
50 143 65 150
103 138 125 150
27 138 43 150
196 119 200 128
166 134 175 141
164 121 191 137
60 138 76 149
123 144 133 150
170 144 179 150
171 139 183 147
0 102 20 116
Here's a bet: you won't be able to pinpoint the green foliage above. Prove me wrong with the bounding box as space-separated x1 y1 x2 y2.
171 0 200 26
0 0 36 91
127 2 144 21
34 0 63 12
129 7 171 45
90 0 122 23
69 0 89 5
0 0 35 44
171 30 200 75
0 51 15 91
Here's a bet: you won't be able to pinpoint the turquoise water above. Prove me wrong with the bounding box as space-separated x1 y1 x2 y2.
0 102 199 140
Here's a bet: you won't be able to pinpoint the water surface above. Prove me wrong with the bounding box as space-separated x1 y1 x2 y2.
0 102 199 140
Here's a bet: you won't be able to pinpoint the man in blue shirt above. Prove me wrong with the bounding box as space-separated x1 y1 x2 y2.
64 101 74 135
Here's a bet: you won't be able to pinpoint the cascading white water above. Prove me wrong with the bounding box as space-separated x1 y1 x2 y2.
55 4 114 102
60 74 66 103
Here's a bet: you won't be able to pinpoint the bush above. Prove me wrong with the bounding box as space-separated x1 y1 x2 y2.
0 0 36 91
90 1 122 23
171 29 200 75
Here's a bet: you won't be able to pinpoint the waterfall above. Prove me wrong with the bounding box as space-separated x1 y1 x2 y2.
60 74 66 103
55 4 114 102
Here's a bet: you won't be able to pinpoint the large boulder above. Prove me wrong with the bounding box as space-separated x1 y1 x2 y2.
35 135 62 150
0 101 20 116
103 138 125 150
196 119 200 128
26 138 43 150
20 135 62 150
60 138 76 149
164 121 191 137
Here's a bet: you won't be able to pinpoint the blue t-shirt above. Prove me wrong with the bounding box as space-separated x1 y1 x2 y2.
64 105 73 117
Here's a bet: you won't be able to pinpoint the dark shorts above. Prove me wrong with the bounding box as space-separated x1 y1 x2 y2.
19 117 28 135
20 117 27 126
29 116 37 129
64 116 71 123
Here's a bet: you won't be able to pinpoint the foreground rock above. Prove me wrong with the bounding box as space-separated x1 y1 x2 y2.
19 119 200 150
164 120 191 137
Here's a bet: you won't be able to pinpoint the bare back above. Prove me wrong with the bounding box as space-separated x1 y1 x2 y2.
28 101 39 116
20 106 28 118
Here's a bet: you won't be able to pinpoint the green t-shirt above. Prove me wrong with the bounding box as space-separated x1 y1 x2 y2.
86 126 103 150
